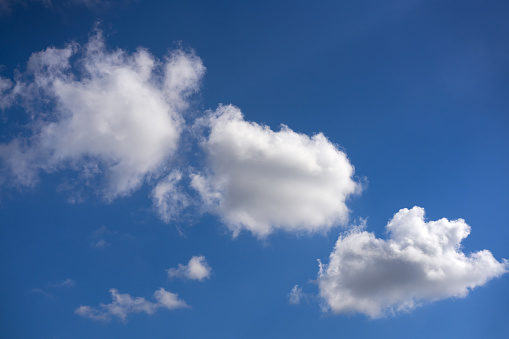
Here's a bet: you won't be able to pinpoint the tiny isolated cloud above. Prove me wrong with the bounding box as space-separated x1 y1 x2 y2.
317 206 508 318
0 27 205 199
191 104 361 238
49 278 76 288
31 288 54 299
75 288 188 323
92 238 110 248
167 255 212 281
31 278 76 298
288 285 303 305
90 225 116 248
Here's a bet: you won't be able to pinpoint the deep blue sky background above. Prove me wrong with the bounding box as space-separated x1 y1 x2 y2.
1 0 508 338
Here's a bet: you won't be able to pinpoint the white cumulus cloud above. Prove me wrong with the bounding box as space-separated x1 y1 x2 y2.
191 104 361 237
167 255 212 281
0 28 205 199
317 206 508 318
75 288 188 322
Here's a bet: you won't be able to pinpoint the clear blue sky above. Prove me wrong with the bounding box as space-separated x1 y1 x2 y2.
1 1 508 338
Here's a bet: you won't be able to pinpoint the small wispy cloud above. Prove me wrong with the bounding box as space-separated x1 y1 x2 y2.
91 238 110 248
167 255 212 281
90 226 116 249
31 278 76 298
49 278 76 288
75 288 189 323
31 287 54 299
288 285 303 305
151 170 190 223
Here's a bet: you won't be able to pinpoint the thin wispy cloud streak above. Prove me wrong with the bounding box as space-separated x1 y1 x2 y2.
30 278 76 299
152 170 190 223
75 288 189 322
49 278 76 288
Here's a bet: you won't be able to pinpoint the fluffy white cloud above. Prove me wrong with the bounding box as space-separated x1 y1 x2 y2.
167 255 212 281
0 28 204 199
191 105 361 237
318 207 508 318
75 288 188 322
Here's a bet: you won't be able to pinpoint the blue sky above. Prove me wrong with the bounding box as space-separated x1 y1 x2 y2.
1 0 508 338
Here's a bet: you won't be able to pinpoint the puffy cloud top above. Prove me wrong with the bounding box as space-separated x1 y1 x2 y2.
318 207 508 318
167 255 212 281
191 105 361 237
0 29 205 199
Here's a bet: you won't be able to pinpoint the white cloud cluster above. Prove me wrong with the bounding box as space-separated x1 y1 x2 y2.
167 255 212 281
75 288 188 322
0 29 204 199
1 29 362 238
191 105 361 237
317 207 508 318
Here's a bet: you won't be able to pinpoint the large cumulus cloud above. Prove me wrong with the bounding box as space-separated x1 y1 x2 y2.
191 105 361 237
0 29 204 199
318 206 508 318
